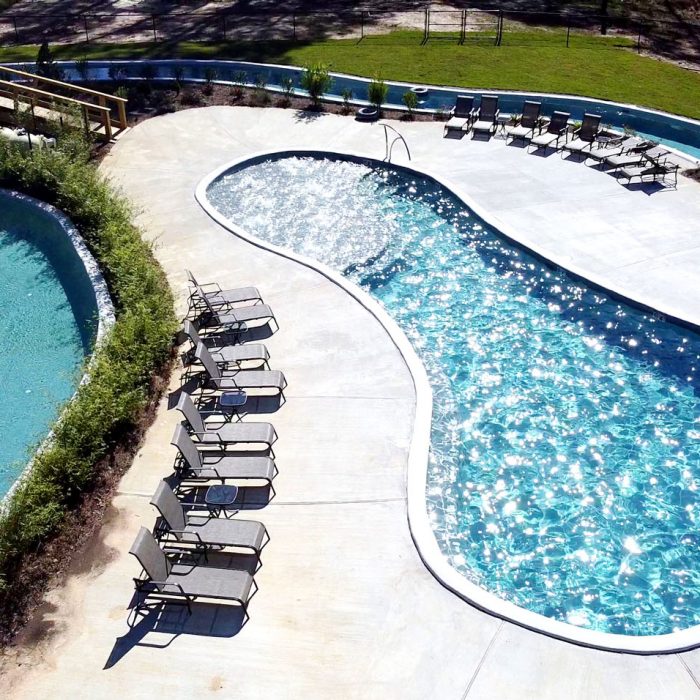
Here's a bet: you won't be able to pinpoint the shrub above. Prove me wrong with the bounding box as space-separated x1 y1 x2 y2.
172 64 185 95
36 41 63 81
341 87 353 115
75 57 90 83
203 66 218 96
300 63 332 108
402 90 418 118
180 88 204 107
0 128 176 628
368 78 388 112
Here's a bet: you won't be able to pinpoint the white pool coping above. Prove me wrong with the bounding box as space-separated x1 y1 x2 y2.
0 189 115 507
196 148 700 655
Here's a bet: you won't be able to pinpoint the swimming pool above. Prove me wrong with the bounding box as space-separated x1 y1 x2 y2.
6 59 700 161
202 152 700 647
0 191 110 498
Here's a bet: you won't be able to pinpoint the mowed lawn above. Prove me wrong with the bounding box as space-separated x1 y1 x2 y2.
2 30 699 118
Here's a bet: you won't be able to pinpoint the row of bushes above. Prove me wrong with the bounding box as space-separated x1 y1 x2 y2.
0 131 177 608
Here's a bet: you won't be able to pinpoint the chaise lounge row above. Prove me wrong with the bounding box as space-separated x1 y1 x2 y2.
129 271 284 621
444 95 681 188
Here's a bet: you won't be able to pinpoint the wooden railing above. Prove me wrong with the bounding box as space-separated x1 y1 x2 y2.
0 65 127 141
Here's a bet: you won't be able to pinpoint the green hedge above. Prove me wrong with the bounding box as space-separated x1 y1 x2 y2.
0 134 177 596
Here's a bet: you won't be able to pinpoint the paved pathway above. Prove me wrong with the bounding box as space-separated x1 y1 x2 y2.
2 107 700 699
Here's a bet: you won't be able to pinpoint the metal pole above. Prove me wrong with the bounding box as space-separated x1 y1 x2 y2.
151 14 157 42
222 15 226 41
12 17 19 43
83 15 89 43
497 10 503 46
292 13 296 41
637 23 642 53
460 10 465 45
566 24 570 47
360 10 364 39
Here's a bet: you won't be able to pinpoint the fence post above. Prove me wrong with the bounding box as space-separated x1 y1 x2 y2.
566 24 570 47
637 23 642 53
424 7 429 42
12 16 18 43
151 14 157 42
360 10 364 39
459 10 465 44
222 15 226 41
83 15 89 43
292 13 296 41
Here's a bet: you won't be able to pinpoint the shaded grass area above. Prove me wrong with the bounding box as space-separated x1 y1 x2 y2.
0 132 177 639
1 30 699 118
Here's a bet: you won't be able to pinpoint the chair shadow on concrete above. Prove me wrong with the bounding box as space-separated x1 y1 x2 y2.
104 600 247 669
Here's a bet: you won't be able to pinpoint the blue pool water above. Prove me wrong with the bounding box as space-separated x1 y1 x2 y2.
207 154 700 636
0 194 97 497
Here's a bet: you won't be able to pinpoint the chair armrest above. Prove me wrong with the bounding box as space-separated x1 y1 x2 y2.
161 529 205 544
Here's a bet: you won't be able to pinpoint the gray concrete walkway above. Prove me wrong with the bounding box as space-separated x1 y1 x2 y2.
2 107 700 699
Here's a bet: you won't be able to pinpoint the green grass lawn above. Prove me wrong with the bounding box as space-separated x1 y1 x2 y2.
2 30 699 118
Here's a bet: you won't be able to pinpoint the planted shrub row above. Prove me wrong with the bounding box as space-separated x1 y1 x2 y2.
0 133 177 616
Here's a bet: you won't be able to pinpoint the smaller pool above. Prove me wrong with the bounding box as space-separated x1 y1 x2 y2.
0 192 105 497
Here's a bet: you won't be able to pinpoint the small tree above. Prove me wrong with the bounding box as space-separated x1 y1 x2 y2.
368 77 388 112
300 63 332 109
172 65 185 95
341 87 353 115
402 90 417 119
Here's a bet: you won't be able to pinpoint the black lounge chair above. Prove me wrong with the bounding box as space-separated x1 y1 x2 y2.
195 342 287 397
444 95 478 135
471 96 499 137
562 113 602 158
504 101 542 144
529 111 570 152
171 423 278 486
618 156 680 188
175 391 277 452
183 320 270 369
151 480 270 555
585 135 650 165
130 526 258 617
605 144 670 171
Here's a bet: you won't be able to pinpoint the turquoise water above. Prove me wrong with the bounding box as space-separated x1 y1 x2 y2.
208 154 700 637
0 194 96 497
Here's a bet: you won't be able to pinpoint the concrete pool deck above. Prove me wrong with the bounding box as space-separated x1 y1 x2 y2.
2 106 700 698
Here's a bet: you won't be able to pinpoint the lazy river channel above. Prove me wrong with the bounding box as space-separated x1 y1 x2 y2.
205 153 700 638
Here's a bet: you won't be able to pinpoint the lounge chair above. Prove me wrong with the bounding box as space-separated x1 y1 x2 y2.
471 96 499 137
186 269 262 312
585 135 649 164
183 320 270 369
618 158 680 188
444 95 477 135
605 144 669 171
195 342 287 397
175 392 277 452
562 113 602 158
130 526 258 616
151 480 270 555
504 101 542 144
529 111 570 152
171 424 278 486
198 290 278 334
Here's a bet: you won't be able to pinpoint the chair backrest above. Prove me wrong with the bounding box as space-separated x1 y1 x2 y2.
454 95 474 118
478 95 499 121
130 527 171 583
579 113 602 142
520 101 541 128
176 391 205 434
183 319 202 348
185 269 198 287
151 481 186 531
195 342 222 383
171 423 203 471
548 111 570 133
